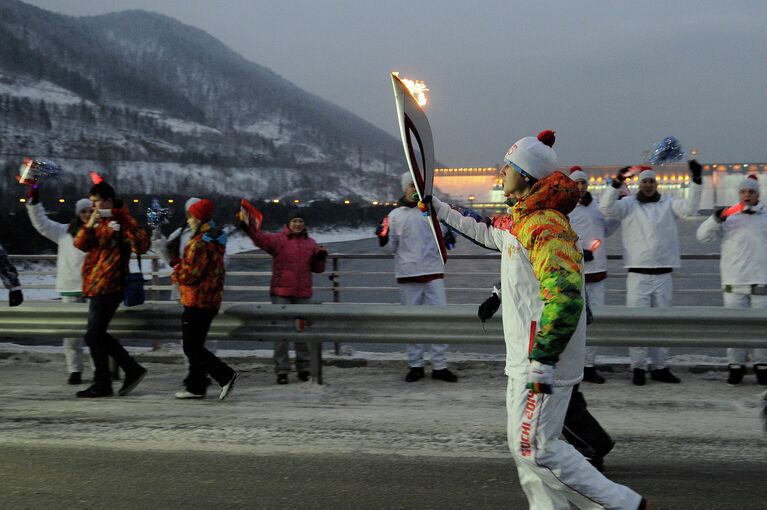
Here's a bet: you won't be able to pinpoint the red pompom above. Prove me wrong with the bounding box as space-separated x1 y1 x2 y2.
537 130 556 147
89 171 104 184
569 166 582 174
747 174 758 181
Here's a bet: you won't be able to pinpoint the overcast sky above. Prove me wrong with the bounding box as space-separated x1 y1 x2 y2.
25 0 767 167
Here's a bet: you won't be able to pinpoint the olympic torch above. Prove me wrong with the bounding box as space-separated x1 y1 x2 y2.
391 71 448 264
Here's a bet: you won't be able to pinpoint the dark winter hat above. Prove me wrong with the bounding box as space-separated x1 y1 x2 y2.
287 209 305 223
89 181 116 202
188 199 214 223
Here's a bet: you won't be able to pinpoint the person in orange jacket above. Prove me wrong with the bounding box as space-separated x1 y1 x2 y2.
172 199 238 400
73 181 149 398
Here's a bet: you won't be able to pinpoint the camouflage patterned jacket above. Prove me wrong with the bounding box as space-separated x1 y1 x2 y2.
172 222 226 309
74 208 149 298
434 171 586 386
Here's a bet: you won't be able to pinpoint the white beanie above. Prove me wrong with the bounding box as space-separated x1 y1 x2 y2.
739 174 760 192
400 172 414 192
568 166 588 183
75 198 92 214
504 130 558 180
638 168 656 181
185 197 201 212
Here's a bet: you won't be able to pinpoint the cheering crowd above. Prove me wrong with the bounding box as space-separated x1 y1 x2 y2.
2 133 765 510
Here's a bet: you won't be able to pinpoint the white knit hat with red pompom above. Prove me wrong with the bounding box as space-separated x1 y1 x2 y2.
569 165 588 183
504 130 558 180
739 174 759 192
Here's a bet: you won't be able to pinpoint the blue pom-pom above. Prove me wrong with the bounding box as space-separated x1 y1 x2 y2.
649 136 684 165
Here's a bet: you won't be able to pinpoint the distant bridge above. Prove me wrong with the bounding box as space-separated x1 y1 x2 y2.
434 162 767 212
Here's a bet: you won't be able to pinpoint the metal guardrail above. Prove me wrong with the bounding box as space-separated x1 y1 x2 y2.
2 302 765 383
9 253 725 296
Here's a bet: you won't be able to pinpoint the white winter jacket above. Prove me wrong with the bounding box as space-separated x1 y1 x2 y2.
26 203 84 294
382 204 445 279
568 196 619 275
696 203 767 286
600 183 702 268
432 172 586 386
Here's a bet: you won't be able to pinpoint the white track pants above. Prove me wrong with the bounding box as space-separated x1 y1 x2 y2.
626 272 672 370
724 291 767 365
584 280 605 367
507 378 642 509
61 295 84 374
399 279 449 370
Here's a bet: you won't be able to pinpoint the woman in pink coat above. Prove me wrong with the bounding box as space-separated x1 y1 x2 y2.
244 209 327 384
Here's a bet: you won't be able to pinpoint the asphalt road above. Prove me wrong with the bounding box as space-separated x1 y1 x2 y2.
2 445 765 510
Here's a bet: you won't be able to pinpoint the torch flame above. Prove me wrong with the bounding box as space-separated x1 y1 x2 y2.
393 71 429 107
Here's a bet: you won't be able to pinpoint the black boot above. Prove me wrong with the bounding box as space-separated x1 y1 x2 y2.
431 368 458 382
405 367 425 382
68 372 82 385
632 368 646 386
755 364 767 386
76 384 113 398
650 368 681 383
727 364 746 386
118 366 147 396
583 366 606 384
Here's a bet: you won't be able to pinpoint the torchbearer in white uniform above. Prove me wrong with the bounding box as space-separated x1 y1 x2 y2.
433 130 646 510
567 166 620 384
600 161 703 386
696 174 767 386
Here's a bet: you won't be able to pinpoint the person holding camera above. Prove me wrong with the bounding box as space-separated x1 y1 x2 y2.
73 181 149 398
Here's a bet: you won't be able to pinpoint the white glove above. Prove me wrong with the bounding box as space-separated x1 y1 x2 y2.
526 360 554 394
108 221 121 232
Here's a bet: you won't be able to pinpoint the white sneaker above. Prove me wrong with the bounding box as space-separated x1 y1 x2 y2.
219 372 239 401
175 390 205 399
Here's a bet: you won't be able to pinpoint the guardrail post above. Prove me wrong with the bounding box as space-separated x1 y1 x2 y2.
150 256 162 351
310 341 323 385
332 256 340 356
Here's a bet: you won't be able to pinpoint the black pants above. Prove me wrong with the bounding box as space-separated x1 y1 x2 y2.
85 292 141 388
182 307 234 393
562 384 615 461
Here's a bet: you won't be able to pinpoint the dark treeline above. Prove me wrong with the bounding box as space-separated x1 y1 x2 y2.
1 192 391 254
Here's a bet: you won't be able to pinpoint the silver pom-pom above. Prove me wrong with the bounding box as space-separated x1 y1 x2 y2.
146 198 171 228
648 136 684 165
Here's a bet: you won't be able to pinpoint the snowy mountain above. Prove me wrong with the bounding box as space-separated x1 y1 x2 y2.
0 0 408 207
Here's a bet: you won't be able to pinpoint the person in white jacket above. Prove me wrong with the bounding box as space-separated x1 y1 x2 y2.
696 174 767 386
567 166 620 384
376 173 457 383
433 130 645 510
26 185 92 384
600 161 703 386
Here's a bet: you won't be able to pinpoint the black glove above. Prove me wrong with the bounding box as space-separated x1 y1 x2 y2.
715 207 727 223
444 229 456 250
315 249 328 262
583 249 594 262
612 167 631 188
688 159 703 184
9 289 23 307
478 293 501 322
